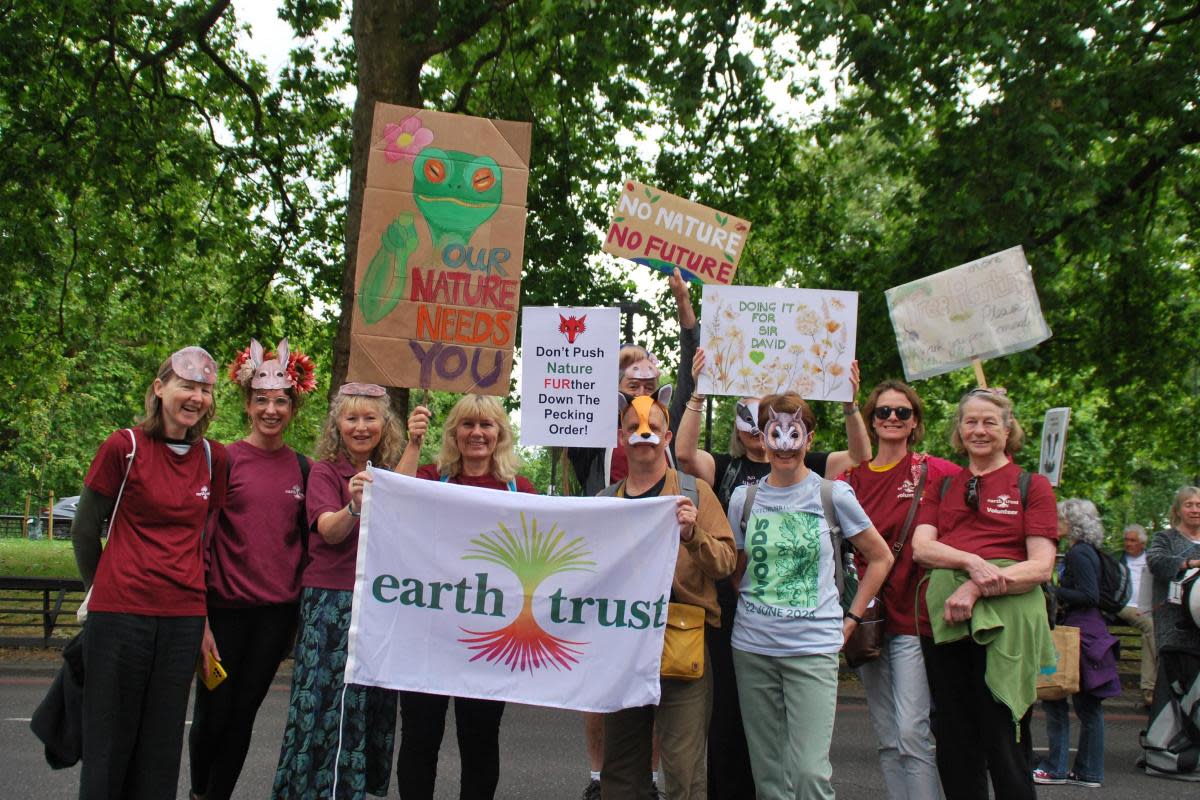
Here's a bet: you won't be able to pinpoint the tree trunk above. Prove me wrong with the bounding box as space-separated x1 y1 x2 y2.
332 0 437 419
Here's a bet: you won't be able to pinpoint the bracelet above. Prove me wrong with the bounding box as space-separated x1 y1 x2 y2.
843 403 859 417
347 502 361 517
691 393 706 403
686 401 705 413
845 610 863 624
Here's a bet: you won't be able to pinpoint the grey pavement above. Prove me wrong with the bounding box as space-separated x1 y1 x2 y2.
0 659 1192 799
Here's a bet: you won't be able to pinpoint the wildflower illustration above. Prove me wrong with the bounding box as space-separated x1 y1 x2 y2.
771 512 820 607
459 513 595 672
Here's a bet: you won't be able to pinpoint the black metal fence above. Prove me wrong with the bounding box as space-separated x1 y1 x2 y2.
0 576 85 646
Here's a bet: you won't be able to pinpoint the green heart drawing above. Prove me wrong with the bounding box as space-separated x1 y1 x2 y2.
749 350 765 365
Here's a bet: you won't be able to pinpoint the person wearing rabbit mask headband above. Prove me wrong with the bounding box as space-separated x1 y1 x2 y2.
188 338 316 800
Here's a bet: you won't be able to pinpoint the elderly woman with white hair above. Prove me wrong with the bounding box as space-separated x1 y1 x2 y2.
1032 498 1121 788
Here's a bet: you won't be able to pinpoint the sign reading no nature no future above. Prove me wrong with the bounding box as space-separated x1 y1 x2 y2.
603 180 751 285
348 103 532 395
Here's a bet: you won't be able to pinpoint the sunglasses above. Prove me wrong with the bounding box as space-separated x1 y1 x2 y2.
873 406 914 421
965 475 980 511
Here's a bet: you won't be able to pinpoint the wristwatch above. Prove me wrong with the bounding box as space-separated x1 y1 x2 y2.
347 502 361 517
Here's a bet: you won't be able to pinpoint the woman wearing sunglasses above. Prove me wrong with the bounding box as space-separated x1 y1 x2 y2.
911 388 1058 800
841 380 958 800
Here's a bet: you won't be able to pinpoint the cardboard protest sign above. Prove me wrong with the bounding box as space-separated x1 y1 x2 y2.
519 307 619 448
697 284 858 402
347 103 532 395
603 180 750 285
1039 407 1071 487
885 245 1052 381
347 471 680 712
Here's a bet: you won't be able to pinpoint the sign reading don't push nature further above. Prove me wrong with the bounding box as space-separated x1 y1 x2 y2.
347 103 533 395
520 307 619 448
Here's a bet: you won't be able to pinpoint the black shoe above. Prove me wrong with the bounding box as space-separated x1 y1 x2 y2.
581 778 601 800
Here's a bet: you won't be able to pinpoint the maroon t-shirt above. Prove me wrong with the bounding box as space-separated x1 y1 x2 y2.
302 457 364 592
843 453 960 635
206 440 308 607
914 460 1058 634
415 464 538 494
85 428 228 616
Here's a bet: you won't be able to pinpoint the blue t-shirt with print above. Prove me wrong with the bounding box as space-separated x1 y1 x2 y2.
727 470 871 656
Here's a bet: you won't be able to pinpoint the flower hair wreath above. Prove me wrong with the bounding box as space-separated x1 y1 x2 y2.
227 339 318 395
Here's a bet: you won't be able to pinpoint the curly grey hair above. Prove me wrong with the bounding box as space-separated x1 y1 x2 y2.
1057 498 1104 548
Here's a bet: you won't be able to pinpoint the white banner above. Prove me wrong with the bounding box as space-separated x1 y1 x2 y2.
346 471 680 712
519 306 620 448
885 245 1052 381
697 283 859 401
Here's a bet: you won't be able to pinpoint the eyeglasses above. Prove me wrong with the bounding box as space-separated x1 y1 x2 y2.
873 406 914 421
965 475 980 511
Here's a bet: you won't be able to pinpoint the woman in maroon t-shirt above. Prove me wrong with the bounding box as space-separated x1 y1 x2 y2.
71 347 227 800
188 338 316 800
396 394 536 800
272 383 405 800
842 379 958 800
912 389 1058 800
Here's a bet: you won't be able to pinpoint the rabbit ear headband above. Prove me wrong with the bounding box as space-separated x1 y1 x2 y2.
228 337 317 394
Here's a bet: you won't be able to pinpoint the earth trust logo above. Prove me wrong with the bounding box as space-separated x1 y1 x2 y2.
460 513 595 672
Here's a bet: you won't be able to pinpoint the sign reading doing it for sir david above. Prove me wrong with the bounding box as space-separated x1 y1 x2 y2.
697 284 859 402
603 180 751 285
348 103 532 395
346 472 680 713
520 307 619 448
885 246 1052 381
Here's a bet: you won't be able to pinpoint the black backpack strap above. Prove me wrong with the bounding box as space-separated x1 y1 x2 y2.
296 450 310 487
740 484 759 536
938 474 952 499
717 459 742 508
598 480 623 498
1017 469 1031 507
677 471 699 508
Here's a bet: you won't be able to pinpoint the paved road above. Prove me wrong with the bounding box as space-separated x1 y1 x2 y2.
1 665 1192 798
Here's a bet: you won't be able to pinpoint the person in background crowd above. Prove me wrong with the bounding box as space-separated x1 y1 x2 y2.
913 388 1058 800
601 390 736 800
727 392 893 800
675 350 870 800
188 339 316 800
570 268 697 800
394 395 537 800
272 383 404 800
71 347 228 800
1146 487 1200 718
842 379 958 800
1118 523 1157 707
1032 499 1121 789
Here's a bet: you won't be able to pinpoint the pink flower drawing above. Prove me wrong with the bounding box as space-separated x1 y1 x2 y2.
383 116 433 162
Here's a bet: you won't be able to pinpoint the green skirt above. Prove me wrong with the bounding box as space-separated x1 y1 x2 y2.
272 587 398 799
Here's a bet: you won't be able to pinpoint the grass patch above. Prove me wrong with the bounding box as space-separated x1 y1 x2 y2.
0 538 79 578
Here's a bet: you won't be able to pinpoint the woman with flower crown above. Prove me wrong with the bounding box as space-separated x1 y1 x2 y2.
185 339 316 800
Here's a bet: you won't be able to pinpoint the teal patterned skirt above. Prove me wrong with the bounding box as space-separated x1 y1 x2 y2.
272 587 397 799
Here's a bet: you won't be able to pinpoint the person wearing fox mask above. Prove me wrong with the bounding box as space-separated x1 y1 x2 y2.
188 338 316 800
599 387 736 800
725 393 892 800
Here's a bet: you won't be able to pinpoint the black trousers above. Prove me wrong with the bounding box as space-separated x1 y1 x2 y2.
921 636 1035 800
189 603 299 799
397 691 506 800
707 579 755 800
80 611 204 800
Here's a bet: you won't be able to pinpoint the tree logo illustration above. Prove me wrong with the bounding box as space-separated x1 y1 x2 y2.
459 512 595 672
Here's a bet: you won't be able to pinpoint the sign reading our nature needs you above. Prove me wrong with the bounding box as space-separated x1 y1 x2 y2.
520 307 619 448
697 284 859 402
346 472 680 713
603 180 751 285
348 103 532 395
885 245 1052 382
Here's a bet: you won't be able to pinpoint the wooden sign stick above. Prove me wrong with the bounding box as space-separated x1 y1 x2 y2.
971 358 988 388
559 447 572 497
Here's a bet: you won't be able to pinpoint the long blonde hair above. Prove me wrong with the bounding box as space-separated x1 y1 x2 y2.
436 394 520 481
313 392 404 466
